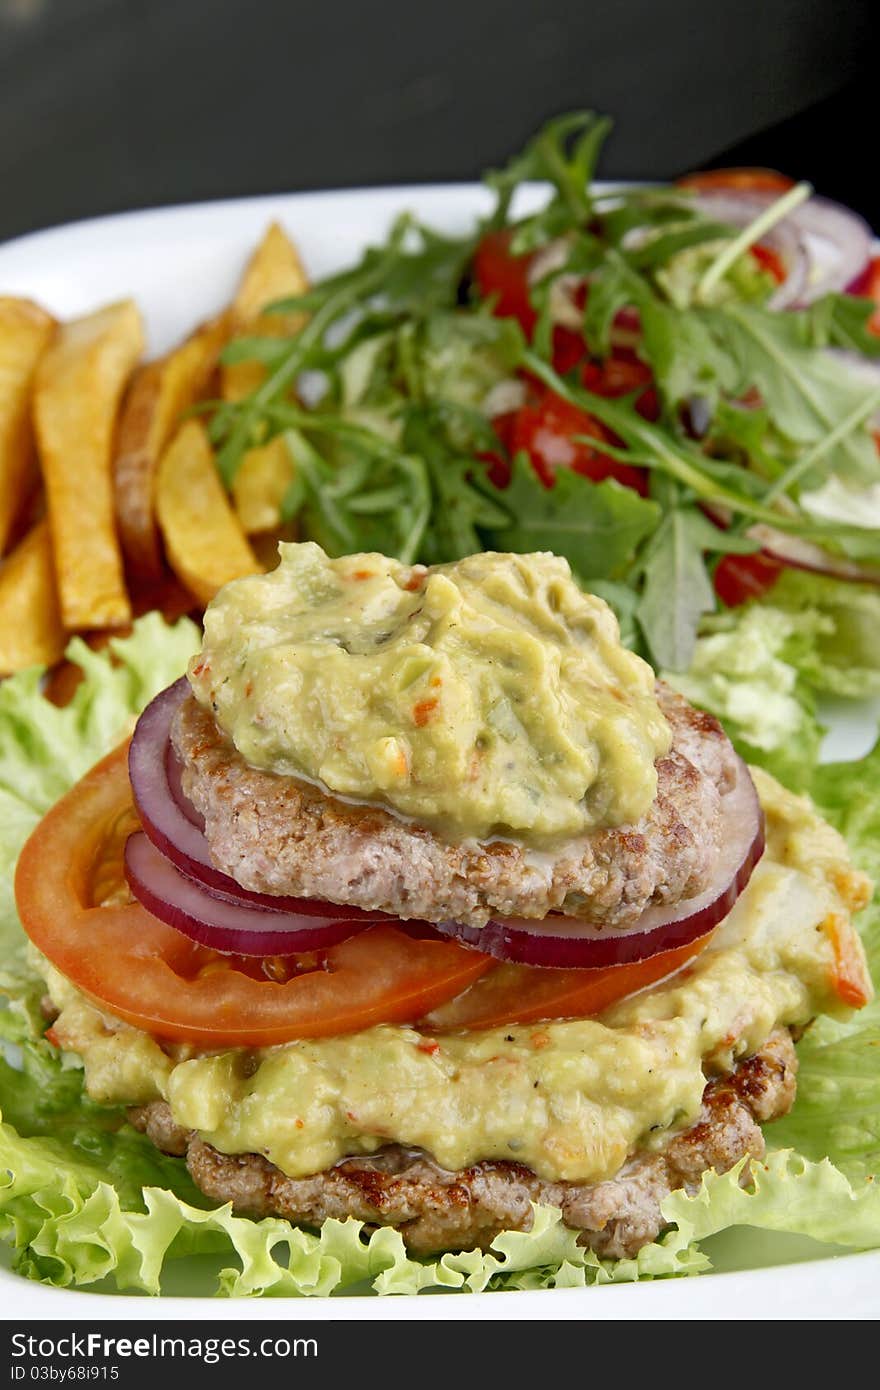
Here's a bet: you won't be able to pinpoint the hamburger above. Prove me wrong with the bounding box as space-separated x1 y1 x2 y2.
16 543 873 1260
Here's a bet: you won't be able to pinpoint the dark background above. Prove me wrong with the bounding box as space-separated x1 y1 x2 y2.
0 0 876 243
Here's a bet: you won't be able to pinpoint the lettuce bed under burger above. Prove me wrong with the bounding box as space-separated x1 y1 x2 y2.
2 599 880 1296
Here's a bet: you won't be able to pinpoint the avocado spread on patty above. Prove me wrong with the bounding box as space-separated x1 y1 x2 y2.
187 544 671 845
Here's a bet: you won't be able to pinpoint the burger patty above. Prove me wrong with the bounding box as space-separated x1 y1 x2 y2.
172 682 739 928
129 1029 797 1258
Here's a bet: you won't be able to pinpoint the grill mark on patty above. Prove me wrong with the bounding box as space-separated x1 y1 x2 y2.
128 1029 797 1258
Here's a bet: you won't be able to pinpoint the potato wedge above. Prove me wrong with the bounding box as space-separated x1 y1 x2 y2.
231 435 295 533
156 420 260 604
223 221 309 403
34 300 144 629
114 313 228 581
0 298 55 555
0 521 65 673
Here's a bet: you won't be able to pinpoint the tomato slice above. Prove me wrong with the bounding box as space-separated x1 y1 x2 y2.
551 325 588 374
676 168 795 194
473 228 537 336
508 388 649 494
422 936 709 1031
749 242 787 286
852 255 880 336
713 551 783 607
581 352 659 422
15 744 492 1046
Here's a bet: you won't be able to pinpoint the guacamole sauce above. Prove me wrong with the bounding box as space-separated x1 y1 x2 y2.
187 544 670 844
43 772 871 1186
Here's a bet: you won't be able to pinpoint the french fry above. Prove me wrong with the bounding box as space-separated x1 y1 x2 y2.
0 298 55 554
114 313 228 581
0 521 65 673
223 221 309 403
156 419 260 604
223 223 309 532
231 436 295 534
34 300 144 629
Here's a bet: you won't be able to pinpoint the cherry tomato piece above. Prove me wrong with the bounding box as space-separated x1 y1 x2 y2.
714 551 784 607
507 389 649 494
473 229 536 336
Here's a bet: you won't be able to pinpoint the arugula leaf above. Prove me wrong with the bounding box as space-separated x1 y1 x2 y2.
581 250 651 356
704 304 880 486
636 508 716 670
280 427 430 564
704 399 789 484
485 110 612 241
598 192 697 248
522 349 790 524
485 453 660 582
640 298 739 410
626 219 734 272
400 408 509 564
807 292 880 359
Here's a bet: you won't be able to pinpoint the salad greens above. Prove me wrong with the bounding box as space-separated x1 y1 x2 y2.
204 110 880 677
1 625 879 1296
665 568 880 789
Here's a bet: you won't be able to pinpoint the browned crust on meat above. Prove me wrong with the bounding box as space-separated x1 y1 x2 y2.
128 1029 796 1258
172 682 739 928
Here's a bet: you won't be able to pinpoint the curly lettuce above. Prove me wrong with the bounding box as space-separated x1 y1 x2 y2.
1 617 879 1296
664 569 880 790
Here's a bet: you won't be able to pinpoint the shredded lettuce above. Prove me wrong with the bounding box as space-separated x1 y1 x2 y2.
663 603 824 789
664 568 880 789
766 569 880 699
1 618 879 1296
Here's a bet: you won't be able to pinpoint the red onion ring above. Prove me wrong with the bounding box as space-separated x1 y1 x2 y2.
691 190 809 309
129 678 388 921
746 524 880 586
433 757 764 967
700 503 880 589
693 190 871 308
124 831 372 955
165 740 204 829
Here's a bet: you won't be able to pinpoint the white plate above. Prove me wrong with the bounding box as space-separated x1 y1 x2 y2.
1 188 878 1319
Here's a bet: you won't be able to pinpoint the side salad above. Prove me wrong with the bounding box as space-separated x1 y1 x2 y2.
207 110 880 794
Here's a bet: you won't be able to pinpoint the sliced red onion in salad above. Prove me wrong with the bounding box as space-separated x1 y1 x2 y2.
690 190 809 309
434 757 764 967
124 831 372 955
746 524 880 586
700 503 880 589
693 190 872 308
129 677 387 920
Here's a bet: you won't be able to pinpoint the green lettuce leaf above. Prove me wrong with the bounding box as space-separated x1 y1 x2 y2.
765 569 880 699
769 736 880 1180
662 570 880 792
662 602 824 789
486 453 661 582
663 1150 880 1251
